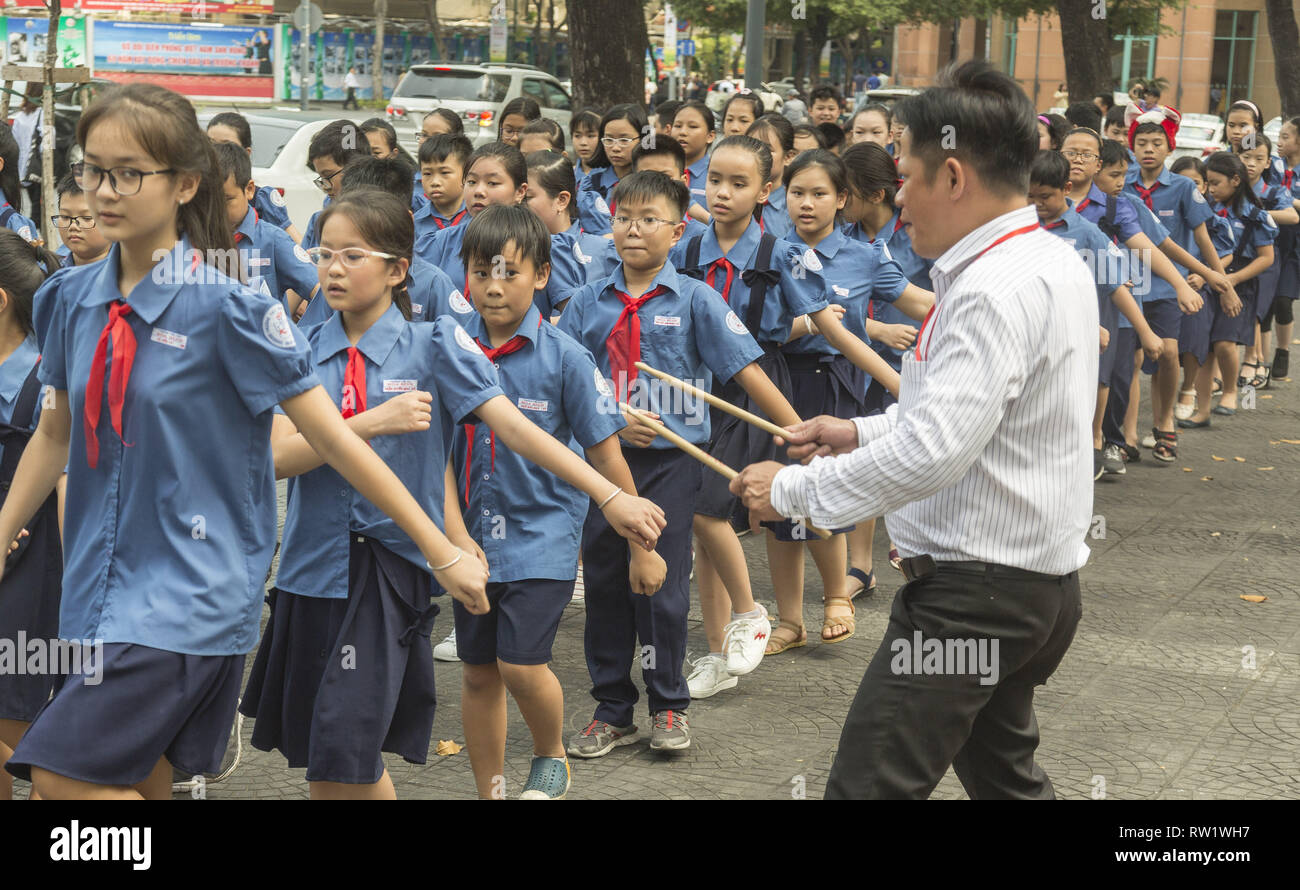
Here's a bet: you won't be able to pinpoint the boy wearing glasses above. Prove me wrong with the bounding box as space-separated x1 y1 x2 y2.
557 171 793 756
54 173 109 267
302 121 368 252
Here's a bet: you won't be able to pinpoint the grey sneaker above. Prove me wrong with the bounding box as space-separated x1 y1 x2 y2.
566 719 639 759
650 709 691 752
1102 443 1126 476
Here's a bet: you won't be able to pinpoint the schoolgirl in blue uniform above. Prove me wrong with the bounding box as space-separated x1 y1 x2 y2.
300 157 468 328
1237 134 1299 387
721 91 764 137
581 104 648 237
671 101 717 223
213 142 319 319
1224 100 1288 187
0 231 63 801
746 114 796 240
839 140 934 589
301 120 368 252
558 171 785 756
770 150 929 650
522 150 618 317
0 122 40 244
675 135 803 698
413 134 471 242
1179 151 1278 426
1268 116 1300 380
207 111 302 243
416 143 528 299
452 205 666 798
0 85 493 800
570 109 602 185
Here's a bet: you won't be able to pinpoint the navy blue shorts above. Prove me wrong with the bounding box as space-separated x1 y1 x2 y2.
863 375 897 416
696 347 791 520
454 578 573 665
5 643 244 786
768 353 863 541
1178 287 1213 364
239 535 440 785
1142 298 1183 342
1210 277 1257 346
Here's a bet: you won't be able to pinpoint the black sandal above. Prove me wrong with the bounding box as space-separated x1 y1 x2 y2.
846 567 877 600
1212 377 1223 397
1238 361 1259 389
1152 429 1177 463
1255 363 1271 390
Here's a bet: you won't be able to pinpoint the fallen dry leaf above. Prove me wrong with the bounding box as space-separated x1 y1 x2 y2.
1201 476 1213 481
1270 440 1280 445
1258 467 1274 471
435 739 462 756
1210 532 1222 537
1211 455 1225 461
1182 467 1192 472
1240 595 1268 604
1260 394 1273 400
1279 439 1300 445
1234 456 1246 462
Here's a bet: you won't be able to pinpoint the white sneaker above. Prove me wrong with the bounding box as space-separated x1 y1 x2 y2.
1174 401 1195 421
433 628 459 662
723 604 771 677
571 565 585 603
1141 434 1157 449
687 654 737 699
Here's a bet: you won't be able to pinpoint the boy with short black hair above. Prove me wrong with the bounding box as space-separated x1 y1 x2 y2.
453 204 666 798
53 172 109 267
808 85 844 125
557 170 796 755
654 100 682 138
415 134 472 239
213 141 319 318
303 120 368 250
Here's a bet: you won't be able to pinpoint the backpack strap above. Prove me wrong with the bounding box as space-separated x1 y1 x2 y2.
0 360 43 488
685 233 703 271
742 232 780 338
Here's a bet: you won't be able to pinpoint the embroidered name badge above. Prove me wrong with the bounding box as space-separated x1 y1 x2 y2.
518 398 549 412
1158 209 1175 217
831 284 850 297
654 315 681 327
151 328 188 350
247 255 271 268
410 303 424 317
450 290 473 314
384 379 417 393
262 304 296 348
725 310 749 335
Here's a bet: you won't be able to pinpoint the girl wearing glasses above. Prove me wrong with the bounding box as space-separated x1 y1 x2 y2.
0 83 492 800
0 122 40 244
497 97 541 148
585 104 650 229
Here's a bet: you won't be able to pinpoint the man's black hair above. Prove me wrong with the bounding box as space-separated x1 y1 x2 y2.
1099 139 1130 169
895 60 1038 195
631 136 687 173
307 120 368 171
1064 101 1102 133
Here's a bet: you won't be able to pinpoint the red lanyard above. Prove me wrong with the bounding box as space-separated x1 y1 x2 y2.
914 222 1039 361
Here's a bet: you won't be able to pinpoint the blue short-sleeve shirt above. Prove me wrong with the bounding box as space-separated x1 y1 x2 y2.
576 182 613 236
415 216 472 295
252 185 292 232
541 223 620 316
0 336 42 467
35 238 320 654
843 213 934 368
1040 207 1131 332
1213 201 1277 264
557 261 764 448
667 217 711 268
779 227 908 355
452 305 624 582
234 205 319 313
0 188 39 243
685 154 710 210
277 308 503 599
679 218 796 345
413 199 468 243
758 185 793 240
1075 183 1143 243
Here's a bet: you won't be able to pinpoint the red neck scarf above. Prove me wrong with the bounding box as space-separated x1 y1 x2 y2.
435 208 468 230
84 301 136 468
462 328 533 505
1133 181 1160 211
341 346 366 419
706 257 736 303
1040 218 1067 230
605 285 665 403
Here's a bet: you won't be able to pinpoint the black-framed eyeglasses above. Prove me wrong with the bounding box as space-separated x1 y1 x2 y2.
51 214 96 229
1061 150 1099 162
72 162 175 197
611 215 678 233
313 168 344 191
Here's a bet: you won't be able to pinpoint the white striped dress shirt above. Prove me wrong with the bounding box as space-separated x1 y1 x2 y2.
771 205 1098 575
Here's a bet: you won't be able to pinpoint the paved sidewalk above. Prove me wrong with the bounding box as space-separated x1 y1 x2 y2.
87 369 1300 799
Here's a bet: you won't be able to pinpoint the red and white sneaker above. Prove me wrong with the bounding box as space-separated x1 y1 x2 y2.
723 603 771 677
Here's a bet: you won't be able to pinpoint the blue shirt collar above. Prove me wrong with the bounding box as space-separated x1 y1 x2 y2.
315 301 406 366
80 237 194 324
607 262 683 298
766 184 786 212
789 226 848 260
698 218 762 266
463 303 543 347
1126 166 1175 188
0 336 39 404
234 204 259 243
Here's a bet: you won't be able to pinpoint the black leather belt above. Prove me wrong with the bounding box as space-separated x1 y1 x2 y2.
899 555 1071 583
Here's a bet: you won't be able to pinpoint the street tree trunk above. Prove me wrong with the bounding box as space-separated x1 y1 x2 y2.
568 0 646 110
373 0 387 101
39 0 60 246
426 0 443 60
1265 0 1300 118
1056 0 1112 105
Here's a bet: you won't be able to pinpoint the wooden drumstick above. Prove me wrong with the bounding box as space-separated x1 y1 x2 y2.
634 361 795 440
619 403 832 540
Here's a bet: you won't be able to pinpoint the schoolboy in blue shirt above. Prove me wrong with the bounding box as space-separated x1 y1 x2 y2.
558 171 795 756
414 134 471 242
53 172 111 268
453 205 667 799
626 141 708 268
213 143 319 319
301 120 367 252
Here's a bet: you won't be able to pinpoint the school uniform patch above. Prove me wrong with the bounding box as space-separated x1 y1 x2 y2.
1158 209 1174 217
383 379 417 392
270 190 286 207
801 248 823 272
17 225 33 242
725 310 748 335
831 284 850 297
1192 189 1206 204
454 324 479 354
151 327 188 350
653 315 681 326
594 196 610 216
294 244 312 264
880 243 893 262
450 290 473 313
262 303 296 348
594 369 613 397
574 242 593 264
518 398 549 412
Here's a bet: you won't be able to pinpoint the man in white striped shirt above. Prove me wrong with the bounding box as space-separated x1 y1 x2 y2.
733 61 1095 799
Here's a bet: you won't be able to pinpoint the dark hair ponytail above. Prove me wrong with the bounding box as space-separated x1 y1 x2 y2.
466 141 528 189
842 141 900 206
525 149 578 221
0 122 23 206
76 84 236 264
316 189 414 320
0 229 59 336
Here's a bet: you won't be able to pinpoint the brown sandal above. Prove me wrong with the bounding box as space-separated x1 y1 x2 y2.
765 619 807 655
821 596 856 643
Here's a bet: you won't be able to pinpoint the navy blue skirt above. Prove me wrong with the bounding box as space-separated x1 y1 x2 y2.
0 496 62 722
1210 277 1257 346
240 535 440 785
697 345 792 520
6 643 244 786
766 353 864 541
1255 256 1282 322
1177 287 1213 365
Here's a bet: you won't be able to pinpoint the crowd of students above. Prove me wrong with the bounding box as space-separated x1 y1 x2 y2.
0 75 1294 802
